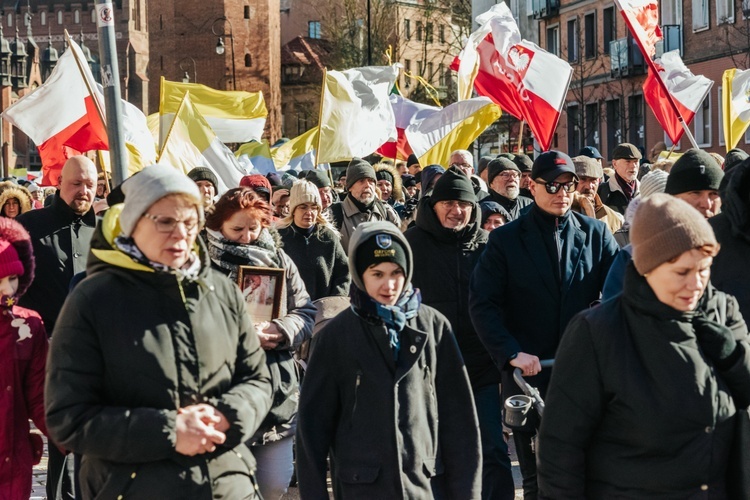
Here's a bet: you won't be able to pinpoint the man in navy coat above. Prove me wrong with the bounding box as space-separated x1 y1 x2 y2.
469 150 619 500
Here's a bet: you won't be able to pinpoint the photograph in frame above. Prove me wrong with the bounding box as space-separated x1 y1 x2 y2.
237 266 285 323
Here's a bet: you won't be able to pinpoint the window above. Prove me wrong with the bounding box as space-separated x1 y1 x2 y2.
416 21 423 41
91 9 97 23
308 21 321 39
745 126 750 144
718 87 725 146
439 25 445 44
74 9 80 23
547 25 560 56
6 13 11 27
283 65 300 83
665 132 681 150
417 60 423 76
404 59 411 86
662 0 682 25
567 104 581 153
603 7 615 54
606 99 622 158
717 0 734 24
584 12 596 58
438 64 447 87
585 102 599 146
57 10 63 25
628 95 644 148
244 54 252 67
426 23 433 43
404 19 411 40
692 0 709 31
40 11 46 25
694 94 711 146
567 19 578 62
244 6 251 19
427 62 434 83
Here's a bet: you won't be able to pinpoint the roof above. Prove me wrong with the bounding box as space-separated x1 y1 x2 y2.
281 36 331 68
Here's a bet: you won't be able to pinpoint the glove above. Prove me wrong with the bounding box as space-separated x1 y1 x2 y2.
693 314 739 369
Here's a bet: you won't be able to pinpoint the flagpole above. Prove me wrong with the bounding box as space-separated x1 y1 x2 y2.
665 142 676 159
156 93 189 163
94 0 129 186
315 68 327 172
516 120 525 153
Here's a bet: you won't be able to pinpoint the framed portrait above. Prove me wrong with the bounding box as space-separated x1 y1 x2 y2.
237 266 285 323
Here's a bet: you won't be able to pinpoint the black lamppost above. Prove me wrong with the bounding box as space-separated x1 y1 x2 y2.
212 17 235 90
179 56 197 83
367 0 372 65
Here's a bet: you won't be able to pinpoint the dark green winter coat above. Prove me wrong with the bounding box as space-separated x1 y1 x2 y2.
45 205 272 500
538 265 750 498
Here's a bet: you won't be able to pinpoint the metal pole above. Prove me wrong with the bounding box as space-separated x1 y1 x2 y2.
229 27 236 90
93 0 128 185
366 0 372 65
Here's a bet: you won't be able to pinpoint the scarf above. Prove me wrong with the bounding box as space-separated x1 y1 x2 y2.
206 228 282 282
114 236 202 281
615 172 637 200
350 284 422 361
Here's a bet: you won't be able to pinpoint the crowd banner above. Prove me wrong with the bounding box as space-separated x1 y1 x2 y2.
722 68 750 152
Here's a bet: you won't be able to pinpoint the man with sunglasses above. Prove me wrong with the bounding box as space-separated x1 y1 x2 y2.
470 151 619 500
482 157 534 222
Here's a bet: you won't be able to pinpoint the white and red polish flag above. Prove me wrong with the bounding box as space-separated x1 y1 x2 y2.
376 94 434 160
613 0 662 60
2 40 107 184
643 51 712 144
453 2 572 151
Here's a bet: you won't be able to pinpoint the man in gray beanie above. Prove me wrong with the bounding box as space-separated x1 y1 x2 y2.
482 157 533 221
329 157 400 253
187 167 218 211
306 169 336 211
666 148 724 219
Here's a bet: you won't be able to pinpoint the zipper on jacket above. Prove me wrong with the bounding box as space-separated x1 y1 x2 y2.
352 370 362 420
554 217 563 282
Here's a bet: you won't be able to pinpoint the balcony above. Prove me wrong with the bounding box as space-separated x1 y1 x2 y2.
532 0 560 20
609 37 646 78
654 24 683 58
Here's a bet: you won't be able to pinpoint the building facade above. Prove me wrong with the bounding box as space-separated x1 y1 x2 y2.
148 0 282 142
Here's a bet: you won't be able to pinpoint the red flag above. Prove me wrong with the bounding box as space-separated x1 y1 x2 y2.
375 94 428 159
643 52 713 144
454 3 572 151
614 0 662 60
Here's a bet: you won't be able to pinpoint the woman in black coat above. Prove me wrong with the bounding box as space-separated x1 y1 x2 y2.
275 180 350 301
296 221 482 499
45 165 272 499
538 194 750 499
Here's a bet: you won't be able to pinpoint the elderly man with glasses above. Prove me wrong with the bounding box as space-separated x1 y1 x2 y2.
470 151 620 500
482 156 534 221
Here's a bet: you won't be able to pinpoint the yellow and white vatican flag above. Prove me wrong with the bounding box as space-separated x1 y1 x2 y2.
317 65 399 163
722 68 750 151
158 92 247 193
236 140 276 174
406 96 502 167
159 77 267 145
272 127 320 171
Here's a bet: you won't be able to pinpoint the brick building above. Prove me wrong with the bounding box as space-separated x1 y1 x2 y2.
148 0 282 142
0 0 148 172
540 0 750 163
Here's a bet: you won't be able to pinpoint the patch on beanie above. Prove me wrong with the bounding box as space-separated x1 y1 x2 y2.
375 234 396 257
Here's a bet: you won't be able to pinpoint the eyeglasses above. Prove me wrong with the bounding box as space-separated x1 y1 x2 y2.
535 180 578 194
142 213 202 233
437 200 473 210
498 171 520 180
450 163 472 170
295 204 320 213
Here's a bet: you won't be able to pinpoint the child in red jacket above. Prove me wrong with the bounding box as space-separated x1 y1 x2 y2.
0 217 48 500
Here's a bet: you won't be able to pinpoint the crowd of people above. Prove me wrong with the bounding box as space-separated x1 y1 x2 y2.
1 139 749 499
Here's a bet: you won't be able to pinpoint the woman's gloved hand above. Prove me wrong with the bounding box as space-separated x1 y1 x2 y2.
693 314 740 369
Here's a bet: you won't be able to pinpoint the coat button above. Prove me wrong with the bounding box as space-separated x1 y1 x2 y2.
705 426 712 433
4 457 9 462
409 345 417 354
352 473 359 481
700 484 708 491
415 336 422 343
5 386 10 391
130 472 136 479
74 252 81 258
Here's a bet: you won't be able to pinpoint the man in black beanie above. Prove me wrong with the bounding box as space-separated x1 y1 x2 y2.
187 167 218 210
405 169 515 499
329 157 400 253
666 148 724 219
407 153 422 175
482 157 534 221
306 169 337 212
513 154 534 198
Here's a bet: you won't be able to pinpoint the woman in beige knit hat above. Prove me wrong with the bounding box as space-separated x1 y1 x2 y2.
538 193 750 498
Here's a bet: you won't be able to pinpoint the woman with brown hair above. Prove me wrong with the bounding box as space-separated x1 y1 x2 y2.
205 186 315 500
538 193 750 498
0 184 32 219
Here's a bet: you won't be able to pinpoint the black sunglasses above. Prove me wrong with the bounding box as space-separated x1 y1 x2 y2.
535 180 577 194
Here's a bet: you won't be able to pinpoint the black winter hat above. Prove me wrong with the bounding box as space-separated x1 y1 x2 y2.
513 154 533 172
724 148 749 172
407 153 420 168
531 151 577 182
479 200 511 226
306 170 331 189
487 157 519 185
666 148 724 195
376 169 394 184
430 167 476 205
401 174 417 188
355 232 409 279
477 156 493 175
187 167 218 190
346 157 376 191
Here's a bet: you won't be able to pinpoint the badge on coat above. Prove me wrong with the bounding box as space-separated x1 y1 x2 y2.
13 317 31 342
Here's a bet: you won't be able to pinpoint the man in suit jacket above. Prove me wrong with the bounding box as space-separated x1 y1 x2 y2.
470 151 619 500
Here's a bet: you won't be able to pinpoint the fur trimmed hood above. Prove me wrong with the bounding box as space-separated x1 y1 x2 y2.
0 184 32 217
373 163 404 202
